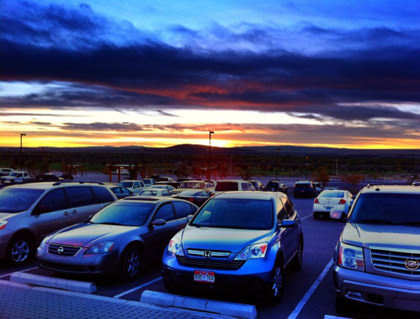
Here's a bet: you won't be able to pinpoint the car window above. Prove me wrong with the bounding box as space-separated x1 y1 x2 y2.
65 186 95 207
320 191 344 198
154 203 176 221
284 199 296 218
241 183 254 191
215 182 238 191
173 201 196 218
36 188 68 213
277 197 288 220
92 186 114 203
192 198 273 230
0 188 44 213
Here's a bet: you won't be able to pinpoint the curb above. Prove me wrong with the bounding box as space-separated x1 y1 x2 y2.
10 272 97 293
140 290 257 319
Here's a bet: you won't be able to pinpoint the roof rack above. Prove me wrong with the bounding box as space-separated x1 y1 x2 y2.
52 181 105 186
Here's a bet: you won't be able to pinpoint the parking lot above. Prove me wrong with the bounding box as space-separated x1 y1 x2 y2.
0 195 419 319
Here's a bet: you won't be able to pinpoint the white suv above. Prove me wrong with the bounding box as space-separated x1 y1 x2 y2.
1 171 31 184
214 179 256 194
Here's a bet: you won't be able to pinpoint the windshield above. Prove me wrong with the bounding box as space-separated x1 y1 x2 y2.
295 183 311 189
119 182 133 188
350 193 420 225
191 198 273 230
215 182 238 191
181 182 203 189
0 188 44 213
90 202 154 226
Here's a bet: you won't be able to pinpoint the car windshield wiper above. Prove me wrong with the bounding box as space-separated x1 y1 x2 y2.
99 221 124 226
355 219 396 225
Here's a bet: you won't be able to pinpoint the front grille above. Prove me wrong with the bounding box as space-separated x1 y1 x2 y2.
177 256 245 270
371 248 420 276
48 244 81 256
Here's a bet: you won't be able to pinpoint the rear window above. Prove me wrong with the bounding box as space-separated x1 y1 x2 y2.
320 191 344 198
350 193 420 225
215 182 239 191
0 188 43 213
192 198 273 230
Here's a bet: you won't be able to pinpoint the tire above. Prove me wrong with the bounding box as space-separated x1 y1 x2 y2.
120 245 141 281
265 258 284 304
292 239 303 270
7 234 34 265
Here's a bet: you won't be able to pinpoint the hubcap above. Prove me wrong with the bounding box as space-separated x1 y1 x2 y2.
126 251 140 277
11 240 30 263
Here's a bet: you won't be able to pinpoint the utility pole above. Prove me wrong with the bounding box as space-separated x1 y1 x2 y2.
208 131 214 180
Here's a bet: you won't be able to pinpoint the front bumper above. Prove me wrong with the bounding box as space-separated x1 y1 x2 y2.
37 246 119 275
334 264 420 312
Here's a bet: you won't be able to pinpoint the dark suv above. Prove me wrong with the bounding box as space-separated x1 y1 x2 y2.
0 182 117 264
293 181 316 198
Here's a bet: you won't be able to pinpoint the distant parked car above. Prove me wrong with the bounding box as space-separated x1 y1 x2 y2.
293 181 316 198
147 184 177 194
313 182 323 194
37 197 198 280
0 181 117 264
162 191 303 303
265 180 288 194
0 171 31 184
142 178 155 187
313 190 353 219
248 180 263 191
138 188 172 197
109 186 133 199
118 180 145 194
213 180 255 194
34 173 60 182
175 189 212 207
332 185 420 313
0 168 15 177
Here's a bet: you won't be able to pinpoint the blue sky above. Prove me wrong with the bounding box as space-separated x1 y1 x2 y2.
1 0 420 148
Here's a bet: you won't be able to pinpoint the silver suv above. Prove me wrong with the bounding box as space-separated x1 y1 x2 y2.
0 182 117 264
333 185 420 313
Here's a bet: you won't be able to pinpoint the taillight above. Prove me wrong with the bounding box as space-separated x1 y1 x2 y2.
314 198 319 204
339 199 346 205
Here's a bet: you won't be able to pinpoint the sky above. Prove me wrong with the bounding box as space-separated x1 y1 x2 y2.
1 0 420 149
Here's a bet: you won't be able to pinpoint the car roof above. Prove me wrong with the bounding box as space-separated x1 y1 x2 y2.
360 185 420 194
5 181 107 190
214 191 285 200
216 179 250 183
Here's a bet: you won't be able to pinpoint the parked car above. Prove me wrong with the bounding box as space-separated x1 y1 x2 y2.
0 168 15 177
155 181 181 189
313 190 353 219
34 173 60 182
213 180 255 194
162 191 303 303
147 184 177 194
0 181 117 264
175 189 212 207
179 180 214 191
37 197 198 280
109 186 133 199
138 188 172 197
332 185 420 313
265 180 288 194
293 181 316 198
118 180 145 194
1 171 31 184
248 180 263 191
142 178 155 187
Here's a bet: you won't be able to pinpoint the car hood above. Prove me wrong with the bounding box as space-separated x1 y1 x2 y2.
181 225 272 253
48 223 137 247
342 223 420 249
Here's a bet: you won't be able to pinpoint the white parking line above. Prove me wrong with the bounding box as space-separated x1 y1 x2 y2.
113 276 162 299
0 266 39 279
301 214 313 221
287 259 333 319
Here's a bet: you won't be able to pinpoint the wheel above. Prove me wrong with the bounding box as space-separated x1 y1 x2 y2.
265 258 284 304
120 245 141 281
292 239 303 270
313 212 319 219
8 234 34 265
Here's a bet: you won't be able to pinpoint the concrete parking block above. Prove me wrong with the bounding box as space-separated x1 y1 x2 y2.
10 272 97 293
140 290 257 319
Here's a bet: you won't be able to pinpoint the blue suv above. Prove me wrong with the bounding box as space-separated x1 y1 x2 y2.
162 191 303 303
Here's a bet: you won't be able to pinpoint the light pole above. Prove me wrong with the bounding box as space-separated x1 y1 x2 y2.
208 131 214 180
20 133 26 171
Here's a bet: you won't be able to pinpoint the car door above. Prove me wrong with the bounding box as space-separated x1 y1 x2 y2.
31 188 72 240
278 197 298 264
64 186 104 224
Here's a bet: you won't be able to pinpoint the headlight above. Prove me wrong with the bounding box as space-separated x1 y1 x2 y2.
337 242 364 271
85 241 114 254
234 243 268 260
168 236 184 256
0 220 7 230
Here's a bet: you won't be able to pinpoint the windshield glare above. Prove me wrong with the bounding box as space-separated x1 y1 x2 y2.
350 193 420 225
90 202 154 226
191 198 273 230
320 191 344 198
0 188 44 213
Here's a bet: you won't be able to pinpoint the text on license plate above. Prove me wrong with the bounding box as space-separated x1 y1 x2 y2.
194 270 215 283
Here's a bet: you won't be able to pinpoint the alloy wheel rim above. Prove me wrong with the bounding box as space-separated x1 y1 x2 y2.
11 240 30 263
126 251 140 277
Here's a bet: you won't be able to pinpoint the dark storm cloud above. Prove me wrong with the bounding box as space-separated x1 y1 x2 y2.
1 1 420 123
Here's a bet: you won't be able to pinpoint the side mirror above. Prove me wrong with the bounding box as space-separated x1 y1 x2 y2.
279 219 296 228
151 218 166 227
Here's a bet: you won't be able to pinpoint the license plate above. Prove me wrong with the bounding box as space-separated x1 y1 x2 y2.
194 270 215 283
325 206 332 210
